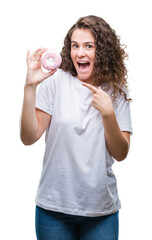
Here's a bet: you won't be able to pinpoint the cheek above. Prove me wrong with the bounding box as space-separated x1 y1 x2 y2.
89 51 96 63
71 52 77 67
71 49 75 57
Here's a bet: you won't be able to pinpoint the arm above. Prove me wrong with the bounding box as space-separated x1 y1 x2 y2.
20 48 56 145
20 85 52 145
82 83 130 161
102 111 130 161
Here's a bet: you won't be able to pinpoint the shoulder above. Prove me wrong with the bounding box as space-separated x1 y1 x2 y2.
102 84 131 109
114 90 131 109
113 90 132 124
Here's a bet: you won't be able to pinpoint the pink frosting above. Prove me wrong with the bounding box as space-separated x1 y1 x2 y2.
41 49 62 70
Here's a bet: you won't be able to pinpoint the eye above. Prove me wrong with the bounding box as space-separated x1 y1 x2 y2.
72 43 78 49
86 45 92 49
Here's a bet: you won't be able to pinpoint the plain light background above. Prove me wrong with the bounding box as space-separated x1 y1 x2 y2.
0 0 152 239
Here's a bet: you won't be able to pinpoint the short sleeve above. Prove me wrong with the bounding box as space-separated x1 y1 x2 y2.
114 94 133 134
36 77 55 115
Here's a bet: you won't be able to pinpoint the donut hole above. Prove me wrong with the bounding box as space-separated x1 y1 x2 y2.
47 57 54 64
41 49 62 71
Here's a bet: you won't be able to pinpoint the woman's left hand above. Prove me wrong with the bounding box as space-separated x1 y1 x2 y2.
82 83 114 117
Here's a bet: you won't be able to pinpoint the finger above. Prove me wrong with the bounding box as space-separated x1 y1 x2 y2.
26 50 30 64
31 48 42 58
82 83 98 93
35 48 47 61
31 48 45 61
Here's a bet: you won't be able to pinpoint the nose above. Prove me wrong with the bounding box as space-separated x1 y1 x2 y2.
77 47 86 57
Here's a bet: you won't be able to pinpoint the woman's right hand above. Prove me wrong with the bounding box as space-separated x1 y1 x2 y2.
26 48 57 86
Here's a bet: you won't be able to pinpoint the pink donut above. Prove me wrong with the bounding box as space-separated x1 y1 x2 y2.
41 49 62 71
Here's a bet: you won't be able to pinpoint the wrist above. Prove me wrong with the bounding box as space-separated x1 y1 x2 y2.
24 80 37 89
100 108 115 119
25 72 39 87
24 83 37 96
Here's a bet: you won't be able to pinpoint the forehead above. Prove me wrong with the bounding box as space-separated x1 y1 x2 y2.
71 28 95 42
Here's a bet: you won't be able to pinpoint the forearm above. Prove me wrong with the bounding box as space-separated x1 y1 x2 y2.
20 84 38 145
102 110 129 161
81 82 130 161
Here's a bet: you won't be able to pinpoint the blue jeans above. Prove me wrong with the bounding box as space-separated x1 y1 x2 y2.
35 205 119 240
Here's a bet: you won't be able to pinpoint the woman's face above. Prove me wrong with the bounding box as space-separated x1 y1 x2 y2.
71 28 96 84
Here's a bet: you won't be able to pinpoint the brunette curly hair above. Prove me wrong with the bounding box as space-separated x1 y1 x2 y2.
60 15 131 102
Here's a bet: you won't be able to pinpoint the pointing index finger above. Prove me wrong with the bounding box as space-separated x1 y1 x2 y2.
82 83 99 93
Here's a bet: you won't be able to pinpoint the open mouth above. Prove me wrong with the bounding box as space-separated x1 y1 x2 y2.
77 61 90 71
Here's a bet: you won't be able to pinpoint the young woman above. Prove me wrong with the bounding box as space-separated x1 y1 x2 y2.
21 15 132 240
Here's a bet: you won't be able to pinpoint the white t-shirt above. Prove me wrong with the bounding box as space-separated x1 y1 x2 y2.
35 69 132 217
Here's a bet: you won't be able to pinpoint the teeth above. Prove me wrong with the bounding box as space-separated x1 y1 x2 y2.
77 62 89 64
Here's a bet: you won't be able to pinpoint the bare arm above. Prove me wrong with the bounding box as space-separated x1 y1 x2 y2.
102 112 130 161
20 48 56 145
82 83 130 161
20 85 52 145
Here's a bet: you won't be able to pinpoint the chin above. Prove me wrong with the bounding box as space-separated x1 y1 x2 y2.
77 74 94 84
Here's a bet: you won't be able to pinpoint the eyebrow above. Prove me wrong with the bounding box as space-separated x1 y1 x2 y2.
71 41 95 44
